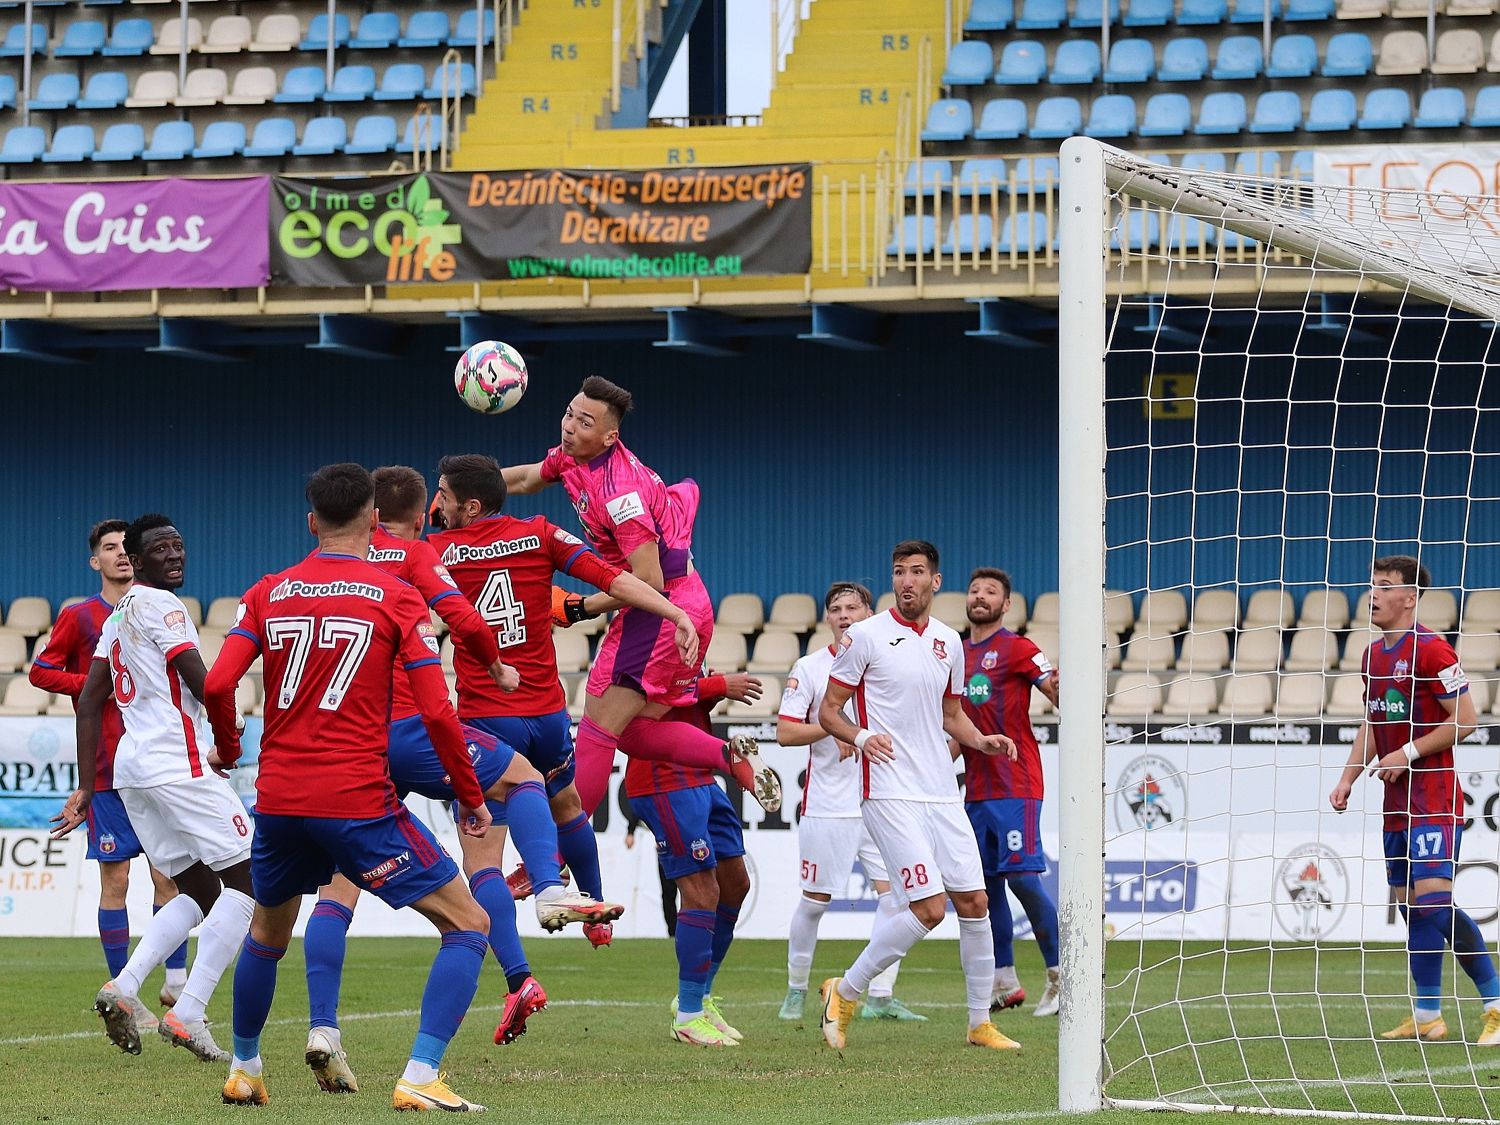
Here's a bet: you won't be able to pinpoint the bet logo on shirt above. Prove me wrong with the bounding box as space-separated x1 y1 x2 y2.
966 673 993 705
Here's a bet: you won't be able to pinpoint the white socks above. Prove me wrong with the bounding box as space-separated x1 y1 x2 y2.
231 1055 263 1076
172 888 253 1024
839 905 931 1002
402 1060 439 1085
536 885 565 904
959 915 997 1029
867 893 904 998
165 966 188 991
117 894 204 998
787 894 829 990
995 964 1021 991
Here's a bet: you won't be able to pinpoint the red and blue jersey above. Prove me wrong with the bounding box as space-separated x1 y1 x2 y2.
29 595 125 791
1363 624 1469 829
960 628 1053 802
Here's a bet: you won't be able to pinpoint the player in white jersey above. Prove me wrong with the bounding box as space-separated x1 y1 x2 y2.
817 540 1022 1052
777 581 924 1023
52 515 254 1063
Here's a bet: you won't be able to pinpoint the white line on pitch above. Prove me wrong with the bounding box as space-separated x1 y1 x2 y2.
894 1110 1076 1125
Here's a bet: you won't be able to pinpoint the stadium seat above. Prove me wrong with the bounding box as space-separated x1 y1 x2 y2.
325 65 376 103
93 122 144 161
921 98 973 140
1159 38 1208 80
1231 0 1281 20
143 120 193 160
3 597 50 637
1111 209 1159 249
552 629 589 674
1124 0 1173 24
1212 35 1263 79
192 119 245 158
224 67 276 104
1490 31 1500 73
957 157 1010 194
1124 630 1177 672
1297 589 1350 629
344 114 397 155
1194 91 1247 133
1049 39 1102 83
1105 590 1136 634
1432 28 1483 73
293 116 347 157
1306 87 1358 130
1458 633 1500 673
1010 155 1061 193
1450 0 1497 13
102 17 152 55
724 675 779 720
1177 630 1230 672
244 116 297 158
1004 593 1028 631
974 97 1027 139
704 631 748 672
1086 94 1137 137
1322 32 1373 77
1030 592 1060 627
748 632 801 673
887 214 938 255
1193 590 1240 631
1103 38 1155 82
176 67 226 106
764 593 817 635
1418 589 1458 631
1030 96 1082 138
351 11 400 49
205 597 241 628
932 592 969 632
1337 0 1389 15
1178 0 1228 22
44 124 94 163
1179 151 1228 173
1071 0 1122 26
1285 0 1335 15
1392 0 1442 13
0 124 44 163
1106 672 1163 716
942 40 994 84
1340 628 1374 671
0 73 13 108
1162 675 1220 718
1285 628 1338 672
0 677 50 716
399 10 449 48
450 7 495 46
201 15 250 53
1375 31 1427 76
125 70 177 108
1139 590 1189 634
29 72 79 110
1358 87 1412 128
275 66 326 103
0 632 25 673
964 0 1014 30
1138 92 1191 135
1326 674 1366 717
715 593 765 634
994 40 1047 84
424 61 476 99
1232 628 1284 673
0 21 43 55
942 213 995 255
1470 677 1497 719
249 14 300 52
1016 0 1067 28
1266 34 1316 77
1221 674 1275 718
301 11 350 50
1463 589 1500 630
1414 86 1466 126
151 17 201 55
998 210 1051 251
395 113 438 155
1352 590 1373 626
177 596 202 627
1244 590 1294 627
374 63 425 101
1250 90 1302 132
904 160 954 196
1271 673 1324 718
53 19 106 56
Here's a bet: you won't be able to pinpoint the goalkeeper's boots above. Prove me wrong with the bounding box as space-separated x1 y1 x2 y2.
1478 1008 1500 1047
724 735 782 814
1034 967 1062 1017
1381 1014 1448 1041
967 1021 1024 1050
392 1073 485 1112
222 1067 269 1106
820 978 859 1049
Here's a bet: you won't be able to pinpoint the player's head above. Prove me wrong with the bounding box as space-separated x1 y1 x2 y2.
306 462 377 544
824 580 873 642
1370 554 1430 631
436 453 507 529
124 514 185 590
967 567 1012 626
88 518 132 586
890 540 941 620
372 465 428 541
562 375 633 461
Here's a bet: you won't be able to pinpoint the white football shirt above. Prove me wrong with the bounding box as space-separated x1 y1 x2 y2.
827 608 966 803
780 644 861 818
94 584 212 789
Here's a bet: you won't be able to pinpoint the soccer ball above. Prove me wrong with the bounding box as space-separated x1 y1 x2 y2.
454 340 528 415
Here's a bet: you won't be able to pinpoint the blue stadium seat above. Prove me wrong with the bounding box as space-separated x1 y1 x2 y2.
243 117 296 158
424 61 475 99
44 124 94 163
1322 33 1372 78
1179 151 1228 172
1030 96 1082 138
1138 92 1191 135
293 116 347 156
76 70 127 108
964 0 1014 30
1011 155 1061 192
0 125 44 163
921 98 973 140
1230 0 1281 21
449 7 495 46
0 22 45 56
998 211 1050 252
1306 88 1357 131
102 18 151 56
53 19 105 57
1289 150 1313 179
374 63 425 101
398 10 449 48
1285 0 1334 16
943 214 994 255
84 0 124 5
1177 0 1227 23
192 119 246 158
1111 211 1159 250
300 12 350 50
1015 0 1066 28
1071 0 1121 26
1472 86 1500 127
1358 88 1411 130
1124 0 1173 24
29 72 79 110
324 65 376 103
942 40 994 84
275 66 325 103
1086 94 1137 136
1104 38 1155 82
0 73 13 108
1414 87 1464 128
350 11 399 49
957 157 1009 195
1159 38 1208 80
974 97 1027 138
1049 39 1101 83
1194 91 1247 133
1266 35 1316 78
1250 90 1302 132
143 120 193 160
395 113 436 155
994 40 1047 84
904 160 954 197
93 122 143 162
1212 36 1262 79
886 214 937 256
345 114 397 155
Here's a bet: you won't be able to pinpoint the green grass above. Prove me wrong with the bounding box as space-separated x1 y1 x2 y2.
5 937 1500 1123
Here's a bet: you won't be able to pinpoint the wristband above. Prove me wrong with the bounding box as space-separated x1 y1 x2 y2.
698 674 727 703
854 729 873 751
1402 742 1420 763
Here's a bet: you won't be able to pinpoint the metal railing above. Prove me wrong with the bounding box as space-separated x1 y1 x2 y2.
438 48 465 170
770 0 809 94
610 0 658 113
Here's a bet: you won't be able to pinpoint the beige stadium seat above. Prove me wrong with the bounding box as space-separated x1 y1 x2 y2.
26 630 50 670
932 592 969 632
705 632 747 672
1392 0 1443 13
250 13 301 51
1457 632 1500 672
1274 672 1328 719
1462 589 1500 632
569 677 589 720
0 634 26 673
439 635 455 672
1232 628 1284 674
1105 633 1124 670
748 632 801 673
1465 676 1494 717
1297 589 1350 630
0 678 51 716
1161 674 1220 718
1137 590 1188 635
1326 674 1367 717
178 595 204 626
1177 630 1230 673
197 629 226 667
1489 29 1500 72
126 70 179 108
224 66 277 105
1285 628 1339 673
1341 629 1375 671
1002 593 1028 632
46 692 76 717
176 67 227 106
59 596 86 612
1105 590 1135 634
715 594 764 635
428 609 449 637
1106 673 1162 717
2 596 51 637
762 593 817 635
553 629 590 674
235 677 259 716
1027 626 1060 667
1449 0 1496 14
805 625 834 654
1245 590 1295 629
1432 28 1485 72
1337 0 1389 14
443 672 458 702
1028 687 1053 715
1192 589 1240 632
205 596 241 629
1031 592 1061 627
151 17 203 55
201 15 251 53
1122 632 1176 673
876 592 897 614
1221 673 1275 718
725 676 779 719
1376 30 1429 75
1418 589 1458 631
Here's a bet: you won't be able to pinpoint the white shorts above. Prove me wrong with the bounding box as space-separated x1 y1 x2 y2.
798 815 888 894
862 799 984 906
119 774 253 878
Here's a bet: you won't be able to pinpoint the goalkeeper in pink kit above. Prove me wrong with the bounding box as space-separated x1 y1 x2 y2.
501 375 782 815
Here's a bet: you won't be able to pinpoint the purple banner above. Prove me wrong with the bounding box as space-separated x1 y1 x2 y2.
0 177 269 292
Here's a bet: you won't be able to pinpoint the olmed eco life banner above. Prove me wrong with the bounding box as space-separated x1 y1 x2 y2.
0 177 269 291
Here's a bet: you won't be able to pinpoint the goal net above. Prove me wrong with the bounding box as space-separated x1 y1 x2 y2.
1056 137 1500 1122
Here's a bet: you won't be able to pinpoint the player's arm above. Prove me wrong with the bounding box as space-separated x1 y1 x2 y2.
204 632 259 771
1036 669 1060 709
28 612 85 697
558 546 700 669
1329 722 1374 810
944 695 1018 760
701 672 761 705
776 664 823 747
501 461 548 495
1369 684 1478 784
170 647 210 705
51 657 111 839
777 716 825 747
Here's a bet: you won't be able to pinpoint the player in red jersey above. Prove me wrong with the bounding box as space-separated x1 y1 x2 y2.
1329 555 1500 1046
499 375 782 816
29 519 187 1009
956 568 1061 1018
205 464 496 1112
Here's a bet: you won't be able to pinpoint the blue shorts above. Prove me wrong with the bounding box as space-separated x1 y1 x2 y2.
87 789 143 863
387 715 511 804
251 807 459 910
1385 820 1462 887
966 797 1046 877
631 783 745 881
465 711 575 798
